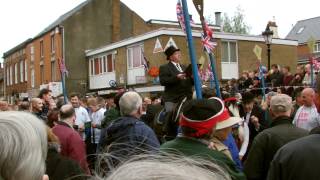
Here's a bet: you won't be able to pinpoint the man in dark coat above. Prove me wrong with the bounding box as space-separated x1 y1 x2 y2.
159 46 193 111
239 92 269 160
267 130 320 180
244 94 308 180
161 98 246 180
267 64 284 87
104 91 160 166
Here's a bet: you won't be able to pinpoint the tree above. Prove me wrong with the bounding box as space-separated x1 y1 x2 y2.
222 6 251 34
206 6 251 34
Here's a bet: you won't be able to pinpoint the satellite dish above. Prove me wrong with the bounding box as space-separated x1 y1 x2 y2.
109 80 117 88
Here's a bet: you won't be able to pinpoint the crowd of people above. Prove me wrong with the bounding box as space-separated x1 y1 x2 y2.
1 46 320 180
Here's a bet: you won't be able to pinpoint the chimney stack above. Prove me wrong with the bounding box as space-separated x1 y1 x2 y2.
215 12 222 27
268 17 279 38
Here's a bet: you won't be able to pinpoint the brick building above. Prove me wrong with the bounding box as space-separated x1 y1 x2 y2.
3 39 31 102
85 27 297 95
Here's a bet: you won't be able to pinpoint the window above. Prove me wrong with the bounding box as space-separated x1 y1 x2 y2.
90 59 94 75
107 54 114 72
31 68 35 88
20 61 24 82
24 60 27 81
14 63 18 84
51 60 56 81
6 67 9 86
314 43 320 53
221 41 238 63
9 65 13 85
40 40 44 58
89 53 115 76
127 44 143 69
51 35 55 53
40 65 44 84
30 45 35 62
296 26 305 34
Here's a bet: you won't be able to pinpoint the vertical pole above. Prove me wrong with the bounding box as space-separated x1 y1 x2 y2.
181 0 202 99
61 71 68 103
311 58 314 87
267 45 271 71
208 53 221 98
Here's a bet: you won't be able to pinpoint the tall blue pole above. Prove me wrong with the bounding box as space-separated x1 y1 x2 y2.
61 72 68 104
181 0 202 99
208 53 221 98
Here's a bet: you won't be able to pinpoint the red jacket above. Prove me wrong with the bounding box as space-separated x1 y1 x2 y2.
52 121 90 174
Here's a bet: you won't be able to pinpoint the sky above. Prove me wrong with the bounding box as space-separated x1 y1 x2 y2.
1 0 319 63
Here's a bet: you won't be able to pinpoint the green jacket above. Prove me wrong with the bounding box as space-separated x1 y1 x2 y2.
101 108 121 128
161 137 246 180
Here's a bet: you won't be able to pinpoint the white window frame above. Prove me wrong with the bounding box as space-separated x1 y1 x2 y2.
6 67 9 86
51 60 56 81
89 52 115 76
31 68 35 88
127 44 144 69
30 45 35 62
314 43 320 53
40 40 44 58
50 34 55 53
24 60 27 81
14 63 18 84
20 61 24 82
221 41 238 64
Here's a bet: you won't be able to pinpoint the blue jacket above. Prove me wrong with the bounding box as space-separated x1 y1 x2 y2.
103 116 160 164
223 133 243 171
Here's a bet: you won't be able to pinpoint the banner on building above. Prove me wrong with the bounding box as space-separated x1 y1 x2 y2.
153 38 164 53
164 37 178 50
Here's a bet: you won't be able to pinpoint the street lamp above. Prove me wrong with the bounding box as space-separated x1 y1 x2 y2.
262 24 273 70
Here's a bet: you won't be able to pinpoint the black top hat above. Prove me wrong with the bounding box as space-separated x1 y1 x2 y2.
182 98 223 121
164 46 180 60
242 91 255 104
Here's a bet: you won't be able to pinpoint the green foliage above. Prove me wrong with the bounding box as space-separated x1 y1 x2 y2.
206 6 251 34
222 6 250 34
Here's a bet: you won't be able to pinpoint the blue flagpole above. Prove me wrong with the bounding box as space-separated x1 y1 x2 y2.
61 72 68 104
259 64 266 100
181 0 202 99
208 53 221 98
311 59 314 87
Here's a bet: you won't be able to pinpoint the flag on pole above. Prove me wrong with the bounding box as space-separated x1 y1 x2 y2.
141 49 150 71
176 0 195 33
58 58 68 76
201 33 217 53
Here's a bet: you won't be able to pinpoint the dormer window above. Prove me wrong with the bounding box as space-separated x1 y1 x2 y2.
296 26 305 34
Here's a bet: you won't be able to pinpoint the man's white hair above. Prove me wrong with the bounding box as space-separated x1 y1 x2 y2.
0 111 47 180
104 154 231 180
119 91 142 116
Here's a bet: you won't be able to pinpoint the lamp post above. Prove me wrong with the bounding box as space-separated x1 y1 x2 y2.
262 24 273 70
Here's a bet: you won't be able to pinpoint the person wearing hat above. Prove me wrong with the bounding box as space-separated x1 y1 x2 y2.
238 91 268 161
159 46 194 138
244 94 307 180
160 98 246 180
209 110 243 161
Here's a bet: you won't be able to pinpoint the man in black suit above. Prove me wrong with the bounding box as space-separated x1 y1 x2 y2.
159 46 193 113
239 91 269 161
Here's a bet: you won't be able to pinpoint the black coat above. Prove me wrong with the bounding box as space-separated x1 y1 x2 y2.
239 104 269 160
268 133 320 180
159 62 193 103
244 116 308 180
46 147 85 180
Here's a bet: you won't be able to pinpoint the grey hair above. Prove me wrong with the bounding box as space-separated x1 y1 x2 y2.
119 91 142 116
0 111 47 180
101 153 231 180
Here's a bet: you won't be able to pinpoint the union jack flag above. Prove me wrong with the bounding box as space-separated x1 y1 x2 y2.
176 0 195 33
201 33 217 53
141 50 150 71
200 62 214 81
58 58 68 76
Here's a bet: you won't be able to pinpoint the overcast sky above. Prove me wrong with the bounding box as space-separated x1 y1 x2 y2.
1 0 319 63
